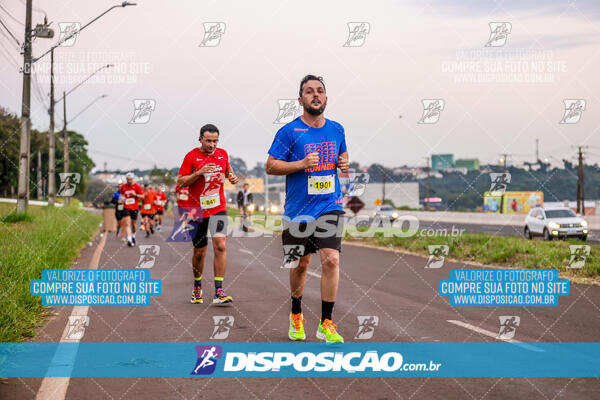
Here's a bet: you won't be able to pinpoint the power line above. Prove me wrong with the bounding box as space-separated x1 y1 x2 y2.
89 149 161 166
0 17 20 46
18 0 46 17
0 37 20 68
0 4 24 26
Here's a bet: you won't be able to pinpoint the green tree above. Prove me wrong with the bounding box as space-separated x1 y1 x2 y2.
0 107 20 197
54 130 95 198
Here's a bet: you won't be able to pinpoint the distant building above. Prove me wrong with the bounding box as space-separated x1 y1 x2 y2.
455 158 480 171
431 154 454 170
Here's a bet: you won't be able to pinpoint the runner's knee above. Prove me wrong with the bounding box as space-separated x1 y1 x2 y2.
213 240 226 253
321 253 339 271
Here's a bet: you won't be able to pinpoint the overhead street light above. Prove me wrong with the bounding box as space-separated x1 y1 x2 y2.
55 64 114 104
68 94 109 125
33 2 138 63
18 1 137 212
48 63 114 206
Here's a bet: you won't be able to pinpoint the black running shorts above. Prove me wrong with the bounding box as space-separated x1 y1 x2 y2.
191 211 228 248
281 210 344 256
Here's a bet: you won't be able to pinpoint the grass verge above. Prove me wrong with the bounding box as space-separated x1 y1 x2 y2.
188 209 599 281
345 231 599 280
0 203 102 342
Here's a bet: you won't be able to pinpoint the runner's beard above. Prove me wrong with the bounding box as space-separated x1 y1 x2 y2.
304 101 326 116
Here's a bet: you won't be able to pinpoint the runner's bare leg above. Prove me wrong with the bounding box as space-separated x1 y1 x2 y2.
320 248 339 302
290 253 311 298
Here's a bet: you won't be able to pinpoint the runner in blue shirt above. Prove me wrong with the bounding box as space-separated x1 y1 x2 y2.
111 189 124 240
267 75 349 343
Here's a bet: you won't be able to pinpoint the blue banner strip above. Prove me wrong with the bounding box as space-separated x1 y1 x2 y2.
1 342 600 377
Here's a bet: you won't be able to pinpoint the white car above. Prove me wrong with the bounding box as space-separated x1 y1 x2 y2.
373 205 399 221
524 207 589 241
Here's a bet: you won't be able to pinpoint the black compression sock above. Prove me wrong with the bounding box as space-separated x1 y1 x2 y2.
291 296 302 314
321 301 335 323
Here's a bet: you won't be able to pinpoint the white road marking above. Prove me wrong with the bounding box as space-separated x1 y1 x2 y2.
447 320 544 352
307 271 322 278
254 250 322 278
35 233 106 400
239 248 254 255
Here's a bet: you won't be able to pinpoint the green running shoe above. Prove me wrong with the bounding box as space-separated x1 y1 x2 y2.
288 312 306 341
316 319 344 343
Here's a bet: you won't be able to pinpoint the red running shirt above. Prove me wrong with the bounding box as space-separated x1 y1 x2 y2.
156 191 167 211
120 183 143 210
175 186 192 208
178 147 229 218
141 189 158 215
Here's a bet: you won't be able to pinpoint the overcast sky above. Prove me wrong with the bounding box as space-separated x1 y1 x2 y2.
1 0 599 172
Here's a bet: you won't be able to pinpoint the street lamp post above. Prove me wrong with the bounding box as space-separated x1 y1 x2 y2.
62 94 108 205
16 0 33 213
19 1 136 210
52 63 112 206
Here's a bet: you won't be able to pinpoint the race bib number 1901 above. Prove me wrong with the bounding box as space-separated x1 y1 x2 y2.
308 175 335 195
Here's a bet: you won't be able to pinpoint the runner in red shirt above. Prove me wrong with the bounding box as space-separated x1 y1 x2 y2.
141 184 158 237
154 185 167 232
175 185 192 212
177 123 238 305
119 172 144 247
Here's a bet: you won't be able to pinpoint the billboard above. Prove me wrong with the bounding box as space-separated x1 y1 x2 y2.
455 158 480 171
483 191 502 213
431 154 454 170
502 191 543 214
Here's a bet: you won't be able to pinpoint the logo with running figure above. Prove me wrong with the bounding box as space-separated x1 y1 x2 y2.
485 22 512 47
497 316 520 340
418 99 445 124
344 22 370 47
129 99 156 124
57 172 81 197
64 315 90 340
425 245 449 269
168 208 201 242
282 245 305 269
489 172 511 193
191 345 222 375
199 22 226 47
274 99 301 124
57 22 80 47
137 245 160 269
354 316 379 340
210 316 234 339
567 245 590 269
559 99 586 124
340 170 370 197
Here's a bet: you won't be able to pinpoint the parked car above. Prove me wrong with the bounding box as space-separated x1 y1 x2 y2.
373 205 399 222
524 207 588 241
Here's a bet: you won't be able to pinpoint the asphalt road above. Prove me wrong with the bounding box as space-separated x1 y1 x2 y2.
362 217 599 244
4 215 600 399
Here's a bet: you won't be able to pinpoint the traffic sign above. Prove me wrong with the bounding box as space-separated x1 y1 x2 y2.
348 197 365 215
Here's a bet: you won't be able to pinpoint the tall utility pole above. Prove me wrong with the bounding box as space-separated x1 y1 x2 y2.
36 150 42 199
382 172 386 202
425 157 430 210
47 49 56 206
535 139 539 162
62 91 69 205
17 0 33 213
264 167 269 216
499 153 509 213
577 146 585 216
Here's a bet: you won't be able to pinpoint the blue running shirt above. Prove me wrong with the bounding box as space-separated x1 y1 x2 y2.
268 117 347 221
